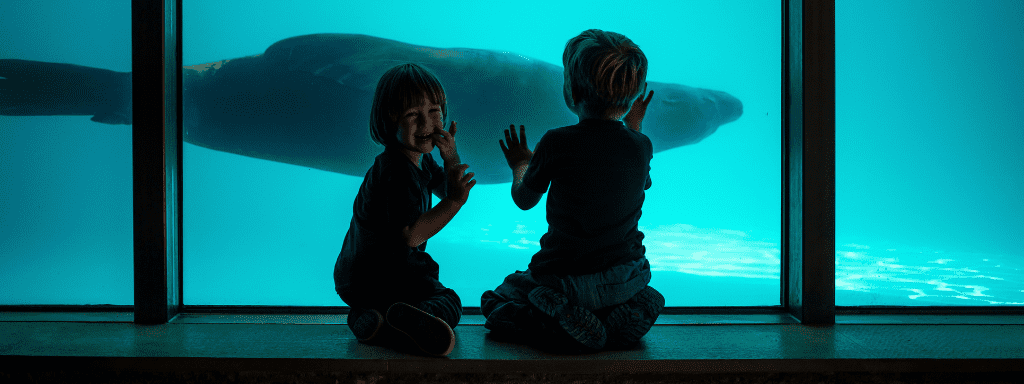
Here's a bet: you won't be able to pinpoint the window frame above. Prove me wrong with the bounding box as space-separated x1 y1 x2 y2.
6 0 1020 322
134 0 834 323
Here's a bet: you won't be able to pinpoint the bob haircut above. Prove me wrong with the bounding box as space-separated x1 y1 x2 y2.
369 63 448 146
562 29 648 118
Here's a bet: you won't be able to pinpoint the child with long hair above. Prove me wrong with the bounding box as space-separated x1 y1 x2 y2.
334 63 476 357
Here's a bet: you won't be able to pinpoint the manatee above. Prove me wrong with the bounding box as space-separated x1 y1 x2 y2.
0 33 743 184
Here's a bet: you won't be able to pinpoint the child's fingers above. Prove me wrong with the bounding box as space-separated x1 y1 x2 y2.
435 125 453 141
449 121 457 137
499 139 508 153
505 127 517 147
462 172 475 183
518 125 527 146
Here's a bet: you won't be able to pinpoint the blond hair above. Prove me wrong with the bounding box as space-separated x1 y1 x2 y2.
563 29 648 118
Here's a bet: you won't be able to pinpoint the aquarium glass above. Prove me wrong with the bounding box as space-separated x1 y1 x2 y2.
836 0 1024 306
0 2 133 305
183 0 781 306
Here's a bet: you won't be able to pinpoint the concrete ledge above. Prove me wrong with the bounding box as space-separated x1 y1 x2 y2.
3 313 1024 377
1 355 1023 374
1 370 1020 384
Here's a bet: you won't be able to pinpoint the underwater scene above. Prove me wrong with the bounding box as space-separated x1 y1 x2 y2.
0 1 1020 307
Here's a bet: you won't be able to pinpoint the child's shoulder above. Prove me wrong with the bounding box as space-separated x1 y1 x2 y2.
367 147 415 179
540 124 577 139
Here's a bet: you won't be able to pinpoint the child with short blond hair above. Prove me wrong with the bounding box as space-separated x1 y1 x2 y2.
482 29 664 351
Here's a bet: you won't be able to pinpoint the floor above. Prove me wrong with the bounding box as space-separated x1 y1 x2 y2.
2 312 1023 377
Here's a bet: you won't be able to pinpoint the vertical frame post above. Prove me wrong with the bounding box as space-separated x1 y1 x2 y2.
133 0 182 324
783 0 835 324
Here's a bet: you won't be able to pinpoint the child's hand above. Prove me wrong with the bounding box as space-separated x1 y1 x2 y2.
433 121 460 164
499 124 533 169
623 83 654 132
447 163 476 205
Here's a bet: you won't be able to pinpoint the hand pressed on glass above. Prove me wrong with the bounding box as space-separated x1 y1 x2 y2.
499 124 533 169
432 120 460 165
446 163 476 205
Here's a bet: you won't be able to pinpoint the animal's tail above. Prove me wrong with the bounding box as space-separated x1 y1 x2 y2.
0 59 132 125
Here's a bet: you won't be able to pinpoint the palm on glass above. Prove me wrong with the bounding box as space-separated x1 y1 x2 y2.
623 82 654 132
499 124 532 169
446 163 476 205
433 120 459 164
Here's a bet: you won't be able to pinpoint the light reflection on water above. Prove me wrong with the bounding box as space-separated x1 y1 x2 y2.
835 243 1024 305
438 217 1024 306
640 223 779 280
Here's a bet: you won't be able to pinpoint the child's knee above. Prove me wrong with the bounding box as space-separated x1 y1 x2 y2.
446 288 462 308
480 289 508 318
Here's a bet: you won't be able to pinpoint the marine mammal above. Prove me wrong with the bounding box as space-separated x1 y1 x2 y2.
1 33 743 184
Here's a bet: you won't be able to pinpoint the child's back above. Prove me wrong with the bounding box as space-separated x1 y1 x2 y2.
482 29 665 353
521 118 652 276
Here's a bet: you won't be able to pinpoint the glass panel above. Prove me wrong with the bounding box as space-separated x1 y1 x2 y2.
183 0 780 306
837 0 1024 306
0 2 133 305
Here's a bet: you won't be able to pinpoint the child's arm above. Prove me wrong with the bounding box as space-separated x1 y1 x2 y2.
510 161 543 210
402 164 475 248
430 121 461 199
500 125 543 210
403 121 476 248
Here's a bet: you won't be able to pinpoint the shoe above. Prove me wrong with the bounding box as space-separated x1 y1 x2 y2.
386 302 456 357
630 286 665 320
602 303 651 349
347 308 384 342
527 286 606 350
603 286 665 349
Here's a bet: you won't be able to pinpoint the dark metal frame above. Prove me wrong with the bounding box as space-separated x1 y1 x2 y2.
782 0 835 324
154 0 835 323
131 0 183 324
5 0 1021 323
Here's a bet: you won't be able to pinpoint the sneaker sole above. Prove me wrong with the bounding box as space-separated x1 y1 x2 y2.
631 286 666 319
348 309 384 342
529 286 607 350
558 306 607 350
604 303 652 348
527 286 568 318
387 302 455 357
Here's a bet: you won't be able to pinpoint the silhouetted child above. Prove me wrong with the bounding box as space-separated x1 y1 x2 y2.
334 63 476 357
481 29 665 352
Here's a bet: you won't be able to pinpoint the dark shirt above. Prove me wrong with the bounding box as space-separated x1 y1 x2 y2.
334 145 448 298
523 118 653 275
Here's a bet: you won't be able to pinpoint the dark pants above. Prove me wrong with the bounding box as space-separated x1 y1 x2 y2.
480 257 651 343
340 283 462 330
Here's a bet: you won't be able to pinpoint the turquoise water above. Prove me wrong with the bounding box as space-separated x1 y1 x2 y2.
1 1 1020 307
835 0 1024 305
1 2 134 305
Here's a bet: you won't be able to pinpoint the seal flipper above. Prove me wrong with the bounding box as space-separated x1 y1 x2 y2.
0 59 133 124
